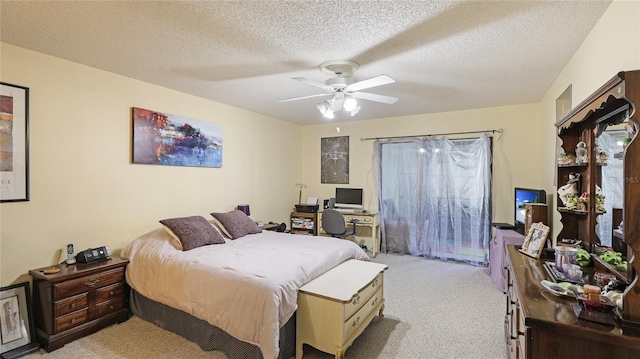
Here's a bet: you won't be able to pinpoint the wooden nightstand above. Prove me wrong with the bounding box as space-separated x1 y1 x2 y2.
29 256 130 351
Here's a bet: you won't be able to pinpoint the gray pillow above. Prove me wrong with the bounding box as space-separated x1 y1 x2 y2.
210 210 262 239
159 215 225 251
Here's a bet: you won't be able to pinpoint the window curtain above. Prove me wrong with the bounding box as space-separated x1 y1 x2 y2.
373 135 491 266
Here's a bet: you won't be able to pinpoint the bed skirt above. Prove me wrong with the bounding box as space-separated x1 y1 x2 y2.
130 289 296 359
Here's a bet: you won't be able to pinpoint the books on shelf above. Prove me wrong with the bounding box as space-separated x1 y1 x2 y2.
292 218 314 230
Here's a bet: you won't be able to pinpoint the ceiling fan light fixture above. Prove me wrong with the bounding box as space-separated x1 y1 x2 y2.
287 60 397 121
349 104 361 117
343 96 358 112
317 100 335 119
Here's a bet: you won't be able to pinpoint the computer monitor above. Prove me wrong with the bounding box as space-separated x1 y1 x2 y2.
335 188 363 209
514 187 546 232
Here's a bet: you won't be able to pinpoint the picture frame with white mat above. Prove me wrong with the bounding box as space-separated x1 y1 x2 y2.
519 222 550 259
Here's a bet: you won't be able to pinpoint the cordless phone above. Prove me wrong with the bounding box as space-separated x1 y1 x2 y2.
65 244 76 265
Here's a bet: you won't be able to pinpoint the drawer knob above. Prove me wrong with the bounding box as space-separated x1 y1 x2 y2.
71 318 76 324
372 279 378 287
85 278 101 288
109 305 114 310
351 295 360 305
352 317 360 327
109 291 114 296
70 303 76 309
371 297 378 306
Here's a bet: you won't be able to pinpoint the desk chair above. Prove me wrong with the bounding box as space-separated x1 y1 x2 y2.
322 209 359 240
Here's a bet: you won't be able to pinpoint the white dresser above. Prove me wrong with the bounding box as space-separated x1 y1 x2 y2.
296 259 388 359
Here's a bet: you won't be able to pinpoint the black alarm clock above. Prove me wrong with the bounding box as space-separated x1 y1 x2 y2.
75 246 112 264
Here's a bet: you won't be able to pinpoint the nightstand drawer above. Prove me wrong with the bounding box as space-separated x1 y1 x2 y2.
96 298 124 317
53 267 124 300
344 273 383 320
55 309 88 333
54 293 88 317
96 282 124 303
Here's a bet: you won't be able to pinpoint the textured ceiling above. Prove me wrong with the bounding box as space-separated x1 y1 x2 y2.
0 1 611 125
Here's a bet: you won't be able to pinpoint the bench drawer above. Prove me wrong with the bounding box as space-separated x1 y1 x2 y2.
343 287 383 341
344 273 383 320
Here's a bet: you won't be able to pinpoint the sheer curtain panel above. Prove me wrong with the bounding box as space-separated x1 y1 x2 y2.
374 136 491 265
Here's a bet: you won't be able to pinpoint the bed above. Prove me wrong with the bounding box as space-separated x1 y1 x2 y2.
121 214 369 359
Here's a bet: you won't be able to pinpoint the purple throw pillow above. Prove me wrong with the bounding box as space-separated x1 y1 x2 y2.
210 210 262 239
160 215 225 251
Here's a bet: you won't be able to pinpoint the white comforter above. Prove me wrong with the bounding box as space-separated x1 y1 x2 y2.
121 228 369 359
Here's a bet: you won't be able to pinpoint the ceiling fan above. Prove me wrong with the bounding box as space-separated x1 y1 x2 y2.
278 60 398 119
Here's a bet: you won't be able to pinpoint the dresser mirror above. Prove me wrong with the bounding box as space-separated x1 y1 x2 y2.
595 122 627 245
594 114 636 283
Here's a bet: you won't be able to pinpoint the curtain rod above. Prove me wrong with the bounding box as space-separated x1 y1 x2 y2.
360 128 503 141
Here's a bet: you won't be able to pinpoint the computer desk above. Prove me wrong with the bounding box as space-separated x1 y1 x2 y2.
318 210 381 257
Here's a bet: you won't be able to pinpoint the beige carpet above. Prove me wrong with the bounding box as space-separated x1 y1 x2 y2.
23 254 506 359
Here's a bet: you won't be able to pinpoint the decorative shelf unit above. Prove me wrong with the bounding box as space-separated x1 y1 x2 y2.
554 70 640 329
290 211 318 236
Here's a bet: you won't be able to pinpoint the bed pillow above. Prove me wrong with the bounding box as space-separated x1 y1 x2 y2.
210 210 262 239
209 218 233 239
160 215 225 251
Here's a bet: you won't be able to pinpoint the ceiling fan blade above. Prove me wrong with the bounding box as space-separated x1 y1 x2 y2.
346 75 395 92
278 93 331 103
352 91 398 104
292 77 331 91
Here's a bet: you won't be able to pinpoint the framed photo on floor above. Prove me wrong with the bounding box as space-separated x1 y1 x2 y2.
1 283 39 358
0 82 30 203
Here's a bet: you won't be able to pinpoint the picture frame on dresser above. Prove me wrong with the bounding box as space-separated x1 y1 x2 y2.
519 222 549 259
0 282 40 359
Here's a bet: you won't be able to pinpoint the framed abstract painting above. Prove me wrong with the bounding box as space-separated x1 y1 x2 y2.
0 82 29 203
132 107 222 168
321 136 349 184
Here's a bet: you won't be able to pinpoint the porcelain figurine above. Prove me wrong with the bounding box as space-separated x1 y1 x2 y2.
576 141 588 163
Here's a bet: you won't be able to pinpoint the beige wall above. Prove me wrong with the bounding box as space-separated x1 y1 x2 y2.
539 0 640 242
0 43 303 286
301 103 543 226
2 0 638 286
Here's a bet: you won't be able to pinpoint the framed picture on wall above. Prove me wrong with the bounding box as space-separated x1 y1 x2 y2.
320 136 349 184
0 282 40 358
0 82 29 203
132 107 223 168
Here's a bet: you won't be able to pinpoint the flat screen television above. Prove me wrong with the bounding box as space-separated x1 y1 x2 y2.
335 188 363 209
514 187 546 233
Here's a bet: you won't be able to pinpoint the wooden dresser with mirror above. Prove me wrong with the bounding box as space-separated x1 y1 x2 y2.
504 70 640 358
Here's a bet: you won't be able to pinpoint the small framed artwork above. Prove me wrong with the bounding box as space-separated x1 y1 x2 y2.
320 136 349 184
519 222 550 259
0 283 39 358
0 82 30 203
